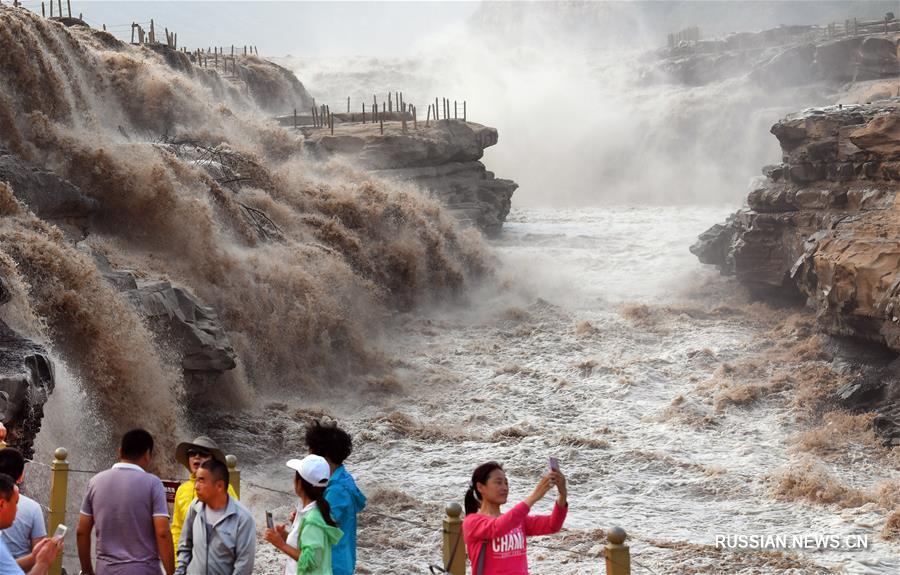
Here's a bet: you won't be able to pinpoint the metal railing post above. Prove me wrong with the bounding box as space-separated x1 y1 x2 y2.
226 454 240 499
442 503 465 575
48 448 69 575
605 526 630 575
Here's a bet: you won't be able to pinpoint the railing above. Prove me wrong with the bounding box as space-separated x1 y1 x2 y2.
278 93 470 138
438 503 634 575
2 443 242 575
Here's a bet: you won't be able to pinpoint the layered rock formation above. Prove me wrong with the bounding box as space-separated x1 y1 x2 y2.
692 99 900 441
93 254 237 385
302 120 518 235
648 19 899 87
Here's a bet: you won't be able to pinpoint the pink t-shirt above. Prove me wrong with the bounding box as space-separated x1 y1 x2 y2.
463 502 567 575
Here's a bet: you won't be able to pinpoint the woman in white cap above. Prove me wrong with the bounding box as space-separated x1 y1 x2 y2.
264 454 344 575
171 436 239 555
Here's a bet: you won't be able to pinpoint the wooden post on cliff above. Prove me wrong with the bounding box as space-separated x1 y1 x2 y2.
66 0 70 18
388 92 392 113
56 0 61 18
41 2 45 17
463 101 467 122
413 105 417 129
362 103 366 124
426 104 431 127
380 113 383 135
47 448 69 575
605 527 631 575
330 112 334 135
347 97 350 114
441 503 466 575
293 108 297 129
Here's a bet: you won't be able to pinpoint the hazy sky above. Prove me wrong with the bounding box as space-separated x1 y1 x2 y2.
33 1 480 56
21 1 898 57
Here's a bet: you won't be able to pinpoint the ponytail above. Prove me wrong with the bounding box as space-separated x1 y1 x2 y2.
297 474 338 527
464 461 503 515
464 485 481 515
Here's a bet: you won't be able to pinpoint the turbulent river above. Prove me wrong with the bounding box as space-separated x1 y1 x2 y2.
234 206 897 574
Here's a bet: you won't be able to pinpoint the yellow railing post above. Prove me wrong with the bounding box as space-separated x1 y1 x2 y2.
226 454 240 499
605 526 630 575
442 503 465 575
48 448 69 575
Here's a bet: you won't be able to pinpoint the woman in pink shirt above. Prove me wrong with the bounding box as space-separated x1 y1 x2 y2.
462 461 568 575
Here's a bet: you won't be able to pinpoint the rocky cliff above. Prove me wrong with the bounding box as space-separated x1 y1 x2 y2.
648 18 899 88
692 99 900 443
300 120 518 236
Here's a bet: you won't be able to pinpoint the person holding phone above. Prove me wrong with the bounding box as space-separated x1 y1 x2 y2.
462 461 568 575
263 455 343 575
0 473 62 575
0 448 47 571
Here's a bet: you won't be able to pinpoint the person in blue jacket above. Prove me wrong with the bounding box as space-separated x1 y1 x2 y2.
305 421 366 575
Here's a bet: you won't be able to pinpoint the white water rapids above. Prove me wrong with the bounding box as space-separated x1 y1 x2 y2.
238 206 896 574
22 205 900 574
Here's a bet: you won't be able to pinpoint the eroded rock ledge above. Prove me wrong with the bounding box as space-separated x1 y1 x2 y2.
692 99 900 441
302 120 518 236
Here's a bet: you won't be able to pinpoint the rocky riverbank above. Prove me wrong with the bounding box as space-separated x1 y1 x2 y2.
300 120 518 236
692 99 900 444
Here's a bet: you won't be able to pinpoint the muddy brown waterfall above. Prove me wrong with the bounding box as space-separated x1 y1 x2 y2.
0 6 489 460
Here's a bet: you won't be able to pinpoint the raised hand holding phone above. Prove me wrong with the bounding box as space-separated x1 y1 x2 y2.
52 524 68 540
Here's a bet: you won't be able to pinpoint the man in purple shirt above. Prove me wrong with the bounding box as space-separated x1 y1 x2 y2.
76 429 175 575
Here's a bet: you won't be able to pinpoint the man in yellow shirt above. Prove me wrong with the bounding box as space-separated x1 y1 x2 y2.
171 436 238 553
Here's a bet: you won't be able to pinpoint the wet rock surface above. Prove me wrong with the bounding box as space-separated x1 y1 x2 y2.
93 254 237 384
303 120 518 235
0 301 53 459
0 147 95 235
693 99 900 441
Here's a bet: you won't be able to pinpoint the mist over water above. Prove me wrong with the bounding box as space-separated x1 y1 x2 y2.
281 0 895 206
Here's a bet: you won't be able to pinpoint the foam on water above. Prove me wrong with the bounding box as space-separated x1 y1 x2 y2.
238 206 898 574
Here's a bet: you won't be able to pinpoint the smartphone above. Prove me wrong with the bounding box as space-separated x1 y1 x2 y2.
548 457 559 472
52 524 68 540
265 511 274 529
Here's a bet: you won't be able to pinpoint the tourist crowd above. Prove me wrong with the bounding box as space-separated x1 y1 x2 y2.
0 420 567 575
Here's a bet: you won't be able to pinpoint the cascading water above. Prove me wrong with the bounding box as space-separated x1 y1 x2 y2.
0 7 490 460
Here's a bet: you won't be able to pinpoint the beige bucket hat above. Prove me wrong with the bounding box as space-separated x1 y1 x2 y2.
175 436 226 470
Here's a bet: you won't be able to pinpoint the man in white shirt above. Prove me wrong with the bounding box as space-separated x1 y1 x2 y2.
0 472 61 574
0 448 47 571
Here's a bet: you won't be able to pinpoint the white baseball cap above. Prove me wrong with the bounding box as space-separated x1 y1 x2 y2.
286 454 330 487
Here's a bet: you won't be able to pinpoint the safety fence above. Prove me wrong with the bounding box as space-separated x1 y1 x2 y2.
243 479 646 574
8 445 241 575
280 93 469 137
3 1 263 60
9 441 653 574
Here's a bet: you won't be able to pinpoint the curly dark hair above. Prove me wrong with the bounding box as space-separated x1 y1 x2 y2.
305 420 353 465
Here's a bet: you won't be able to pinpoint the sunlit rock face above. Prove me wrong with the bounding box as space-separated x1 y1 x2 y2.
693 100 900 443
